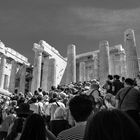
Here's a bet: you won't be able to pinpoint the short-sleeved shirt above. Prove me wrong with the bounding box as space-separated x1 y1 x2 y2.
57 122 86 140
116 87 140 111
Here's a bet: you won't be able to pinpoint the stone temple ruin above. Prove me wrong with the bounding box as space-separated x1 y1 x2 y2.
0 29 139 95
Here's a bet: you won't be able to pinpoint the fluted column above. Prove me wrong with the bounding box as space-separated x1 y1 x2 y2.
99 41 110 85
79 62 86 82
124 29 139 78
114 54 121 75
18 64 26 93
41 56 49 91
66 44 76 84
31 43 44 93
9 60 17 93
120 52 127 77
93 55 99 80
46 58 56 90
109 54 115 75
0 54 6 89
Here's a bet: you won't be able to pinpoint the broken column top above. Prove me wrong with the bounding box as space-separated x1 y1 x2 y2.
67 44 76 50
33 43 44 53
124 29 135 40
99 40 109 48
67 44 76 55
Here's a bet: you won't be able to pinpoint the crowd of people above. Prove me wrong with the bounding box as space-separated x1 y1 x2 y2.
0 74 140 140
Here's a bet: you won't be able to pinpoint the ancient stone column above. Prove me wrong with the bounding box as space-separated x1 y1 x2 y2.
47 58 56 90
31 43 44 94
93 55 99 80
124 29 139 78
9 60 17 93
114 54 121 75
0 54 6 89
18 64 26 93
109 54 115 75
79 62 86 82
99 41 110 86
66 44 76 84
41 55 49 91
120 51 127 77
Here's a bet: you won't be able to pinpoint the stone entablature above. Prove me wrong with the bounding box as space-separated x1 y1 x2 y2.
39 40 67 87
31 40 67 92
0 41 30 94
0 41 29 65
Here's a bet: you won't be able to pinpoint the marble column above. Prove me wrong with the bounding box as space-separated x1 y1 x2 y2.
109 54 115 75
31 43 44 94
0 54 6 89
41 56 49 91
79 62 86 82
114 54 121 75
120 52 127 77
9 60 17 93
99 40 110 86
47 58 56 90
93 55 99 80
18 64 26 93
124 29 139 78
66 44 76 84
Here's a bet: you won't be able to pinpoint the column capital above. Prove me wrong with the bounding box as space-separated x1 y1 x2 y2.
33 43 44 55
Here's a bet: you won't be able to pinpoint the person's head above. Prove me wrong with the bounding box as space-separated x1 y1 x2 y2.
90 83 99 90
31 97 37 103
124 78 134 87
18 92 25 99
15 103 33 118
69 94 93 123
54 107 66 120
38 88 42 92
122 77 125 82
20 114 47 140
34 90 39 96
17 97 25 106
113 75 120 80
108 75 113 80
37 95 43 102
84 109 140 140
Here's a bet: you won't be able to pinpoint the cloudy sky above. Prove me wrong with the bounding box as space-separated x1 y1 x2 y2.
1 0 140 63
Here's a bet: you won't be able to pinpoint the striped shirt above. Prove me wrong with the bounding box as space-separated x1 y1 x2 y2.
57 122 86 140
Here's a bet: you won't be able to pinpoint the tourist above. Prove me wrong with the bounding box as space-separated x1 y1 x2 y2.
29 97 39 114
6 103 33 140
19 114 49 140
112 75 123 95
115 78 140 127
103 75 113 94
135 74 140 90
38 88 43 97
86 82 104 112
57 94 93 140
84 109 140 140
49 107 70 136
